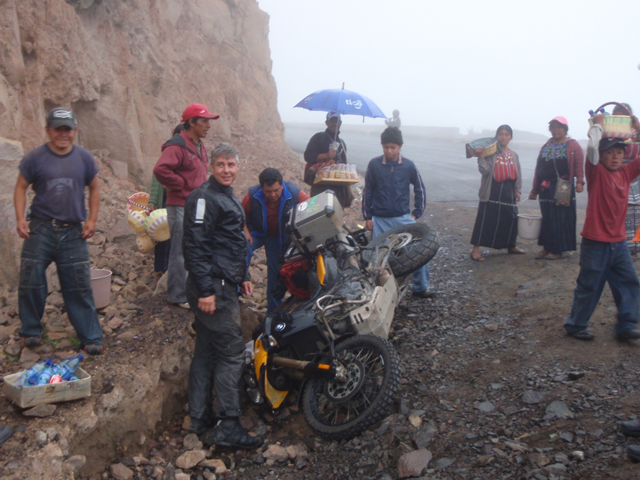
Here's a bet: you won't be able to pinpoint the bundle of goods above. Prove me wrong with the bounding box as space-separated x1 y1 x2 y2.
588 102 634 139
126 192 160 252
465 137 500 159
314 164 359 185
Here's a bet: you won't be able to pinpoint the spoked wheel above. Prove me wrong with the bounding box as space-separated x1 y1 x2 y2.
362 223 439 277
301 335 400 440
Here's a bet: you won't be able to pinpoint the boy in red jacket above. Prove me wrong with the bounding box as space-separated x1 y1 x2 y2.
564 114 640 341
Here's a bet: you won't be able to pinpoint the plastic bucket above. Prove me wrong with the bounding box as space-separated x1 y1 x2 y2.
518 214 542 240
91 269 112 309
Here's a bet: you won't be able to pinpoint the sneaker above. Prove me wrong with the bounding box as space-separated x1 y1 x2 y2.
567 329 595 341
212 418 263 449
170 302 191 310
412 290 436 299
617 329 640 341
20 337 41 347
84 344 103 355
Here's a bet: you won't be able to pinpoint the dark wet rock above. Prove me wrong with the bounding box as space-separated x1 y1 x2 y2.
545 401 574 420
522 390 546 405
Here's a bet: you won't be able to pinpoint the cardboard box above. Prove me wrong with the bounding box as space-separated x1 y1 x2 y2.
3 367 91 408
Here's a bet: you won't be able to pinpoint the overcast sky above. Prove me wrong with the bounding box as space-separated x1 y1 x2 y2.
257 0 639 138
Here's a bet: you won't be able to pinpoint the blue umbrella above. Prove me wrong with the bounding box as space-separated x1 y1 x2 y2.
294 87 386 119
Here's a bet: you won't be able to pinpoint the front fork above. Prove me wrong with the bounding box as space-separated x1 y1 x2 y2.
249 337 338 410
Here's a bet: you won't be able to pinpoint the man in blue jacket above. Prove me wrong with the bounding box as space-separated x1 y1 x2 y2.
362 127 434 298
242 168 310 312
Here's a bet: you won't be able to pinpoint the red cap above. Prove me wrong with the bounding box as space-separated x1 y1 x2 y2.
181 104 220 122
548 115 568 126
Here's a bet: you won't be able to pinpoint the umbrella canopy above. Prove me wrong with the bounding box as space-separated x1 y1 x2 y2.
294 88 386 119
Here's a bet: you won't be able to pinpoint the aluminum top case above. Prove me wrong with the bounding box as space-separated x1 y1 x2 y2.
287 190 343 254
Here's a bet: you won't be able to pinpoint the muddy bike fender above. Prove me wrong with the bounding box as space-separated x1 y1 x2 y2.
254 338 289 409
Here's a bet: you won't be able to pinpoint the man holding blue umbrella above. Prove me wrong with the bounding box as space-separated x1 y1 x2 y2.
303 111 352 208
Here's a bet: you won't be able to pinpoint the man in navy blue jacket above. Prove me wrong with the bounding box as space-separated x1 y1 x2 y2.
362 127 433 298
242 168 310 312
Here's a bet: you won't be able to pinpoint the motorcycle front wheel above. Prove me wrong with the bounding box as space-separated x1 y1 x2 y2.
301 335 400 440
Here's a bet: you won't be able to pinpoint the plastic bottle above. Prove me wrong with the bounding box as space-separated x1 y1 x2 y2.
36 359 63 385
14 361 48 387
60 355 84 381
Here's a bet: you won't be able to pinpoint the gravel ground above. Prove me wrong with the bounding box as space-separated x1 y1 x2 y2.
3 195 640 480
89 202 640 480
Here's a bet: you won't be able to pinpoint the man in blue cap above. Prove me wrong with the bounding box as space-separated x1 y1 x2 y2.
13 107 103 355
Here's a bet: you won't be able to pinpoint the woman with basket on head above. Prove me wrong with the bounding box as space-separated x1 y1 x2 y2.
470 125 525 261
528 116 584 260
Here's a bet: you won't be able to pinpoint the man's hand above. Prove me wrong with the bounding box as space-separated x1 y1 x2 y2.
515 193 521 202
475 147 485 158
576 184 584 193
528 192 537 200
365 219 373 231
244 225 253 246
82 219 96 239
591 113 605 126
16 219 30 239
198 295 216 315
328 148 337 160
631 115 640 133
241 281 253 297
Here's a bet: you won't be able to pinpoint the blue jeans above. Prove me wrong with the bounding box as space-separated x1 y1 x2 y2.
246 235 282 313
565 239 640 335
373 214 430 293
166 205 187 304
18 219 103 346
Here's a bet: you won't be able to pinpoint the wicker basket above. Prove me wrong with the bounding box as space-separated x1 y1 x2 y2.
465 138 499 158
127 211 148 235
136 234 156 253
145 209 170 242
128 192 151 214
588 115 633 139
589 102 634 140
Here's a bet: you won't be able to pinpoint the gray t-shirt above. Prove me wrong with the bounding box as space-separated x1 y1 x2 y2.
19 144 99 223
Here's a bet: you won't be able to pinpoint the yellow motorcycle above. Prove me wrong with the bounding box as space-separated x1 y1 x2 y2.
244 191 439 440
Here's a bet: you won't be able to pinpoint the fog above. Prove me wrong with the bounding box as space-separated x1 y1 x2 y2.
258 0 639 139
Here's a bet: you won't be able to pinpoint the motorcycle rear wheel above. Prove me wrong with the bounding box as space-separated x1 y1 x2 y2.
363 223 439 277
301 335 400 440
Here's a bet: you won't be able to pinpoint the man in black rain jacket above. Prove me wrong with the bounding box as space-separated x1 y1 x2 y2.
183 143 261 449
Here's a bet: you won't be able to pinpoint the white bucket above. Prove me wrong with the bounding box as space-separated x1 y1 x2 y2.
518 214 542 240
90 269 112 309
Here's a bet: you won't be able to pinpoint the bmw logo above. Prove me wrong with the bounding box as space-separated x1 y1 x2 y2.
275 323 286 332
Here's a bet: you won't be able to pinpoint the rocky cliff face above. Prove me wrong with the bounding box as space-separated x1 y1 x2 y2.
1 0 282 177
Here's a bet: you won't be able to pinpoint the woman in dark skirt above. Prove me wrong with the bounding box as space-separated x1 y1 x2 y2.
470 125 525 261
528 116 584 260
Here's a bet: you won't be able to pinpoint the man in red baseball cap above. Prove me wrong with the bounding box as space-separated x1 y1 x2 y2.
153 103 220 308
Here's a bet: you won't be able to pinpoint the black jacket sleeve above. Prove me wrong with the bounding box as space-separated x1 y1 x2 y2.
183 191 219 298
303 132 325 165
